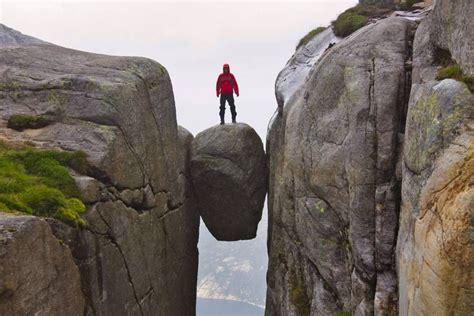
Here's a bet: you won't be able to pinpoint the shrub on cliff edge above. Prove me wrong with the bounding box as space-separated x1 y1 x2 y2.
332 4 393 37
332 11 368 37
296 27 327 50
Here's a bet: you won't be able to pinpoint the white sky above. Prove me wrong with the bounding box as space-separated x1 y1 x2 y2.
0 0 356 138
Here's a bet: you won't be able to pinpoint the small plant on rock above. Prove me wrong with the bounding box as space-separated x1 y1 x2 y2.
297 27 327 50
432 47 474 91
7 114 53 131
0 142 89 226
332 3 396 37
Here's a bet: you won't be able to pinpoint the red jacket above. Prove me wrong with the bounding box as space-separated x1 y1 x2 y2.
216 72 239 96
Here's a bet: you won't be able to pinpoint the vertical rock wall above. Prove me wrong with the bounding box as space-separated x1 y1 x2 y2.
0 214 85 315
266 17 416 316
0 24 199 315
268 1 473 315
397 0 474 314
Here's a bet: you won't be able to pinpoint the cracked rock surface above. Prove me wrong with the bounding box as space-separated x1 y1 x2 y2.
0 24 199 315
397 0 474 313
0 214 85 315
266 17 416 316
190 123 267 241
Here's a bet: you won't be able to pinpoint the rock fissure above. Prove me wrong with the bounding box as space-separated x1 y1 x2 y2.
126 68 174 188
0 24 200 315
305 256 344 309
96 209 145 316
267 16 422 315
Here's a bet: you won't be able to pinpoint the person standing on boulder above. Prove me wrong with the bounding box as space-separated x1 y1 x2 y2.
216 63 239 125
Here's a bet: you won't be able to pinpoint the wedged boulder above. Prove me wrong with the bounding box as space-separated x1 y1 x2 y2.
0 24 199 315
190 123 267 241
0 214 85 315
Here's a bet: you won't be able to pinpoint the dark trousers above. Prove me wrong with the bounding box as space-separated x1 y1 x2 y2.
219 94 237 121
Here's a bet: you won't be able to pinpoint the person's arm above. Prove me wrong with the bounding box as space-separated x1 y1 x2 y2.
216 75 221 97
232 74 239 96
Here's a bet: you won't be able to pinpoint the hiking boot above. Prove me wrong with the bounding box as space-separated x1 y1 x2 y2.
220 120 225 125
232 118 237 124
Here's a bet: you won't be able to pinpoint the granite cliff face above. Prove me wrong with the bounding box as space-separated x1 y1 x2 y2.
0 24 199 315
266 0 473 315
1 0 472 314
267 17 415 315
0 23 269 315
397 0 474 314
0 214 85 314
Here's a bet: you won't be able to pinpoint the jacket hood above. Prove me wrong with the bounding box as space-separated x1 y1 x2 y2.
223 64 230 71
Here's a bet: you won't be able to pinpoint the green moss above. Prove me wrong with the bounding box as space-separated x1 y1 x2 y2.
437 64 463 80
436 63 474 92
289 272 310 316
432 48 474 91
332 11 368 37
333 312 351 316
7 114 53 131
332 4 395 37
461 76 474 91
0 142 88 226
297 27 327 50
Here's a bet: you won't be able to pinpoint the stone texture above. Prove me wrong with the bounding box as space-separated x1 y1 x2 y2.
397 80 474 315
0 213 85 315
0 24 199 315
266 17 416 316
427 0 474 75
275 27 340 113
396 0 474 313
190 123 267 241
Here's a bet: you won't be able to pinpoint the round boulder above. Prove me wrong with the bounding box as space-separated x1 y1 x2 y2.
190 123 267 241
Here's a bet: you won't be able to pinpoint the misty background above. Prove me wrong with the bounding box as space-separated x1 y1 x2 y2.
1 0 356 314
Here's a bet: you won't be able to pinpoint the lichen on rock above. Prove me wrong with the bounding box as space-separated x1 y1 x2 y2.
266 17 417 315
396 0 474 312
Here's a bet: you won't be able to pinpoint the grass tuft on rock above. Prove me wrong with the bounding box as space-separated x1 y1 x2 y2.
7 114 53 131
332 11 368 37
333 312 351 316
332 4 393 37
436 63 474 92
0 142 88 226
296 27 327 50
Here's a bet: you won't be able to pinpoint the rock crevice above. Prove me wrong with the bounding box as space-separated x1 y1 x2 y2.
266 17 417 315
0 24 199 316
267 1 473 315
